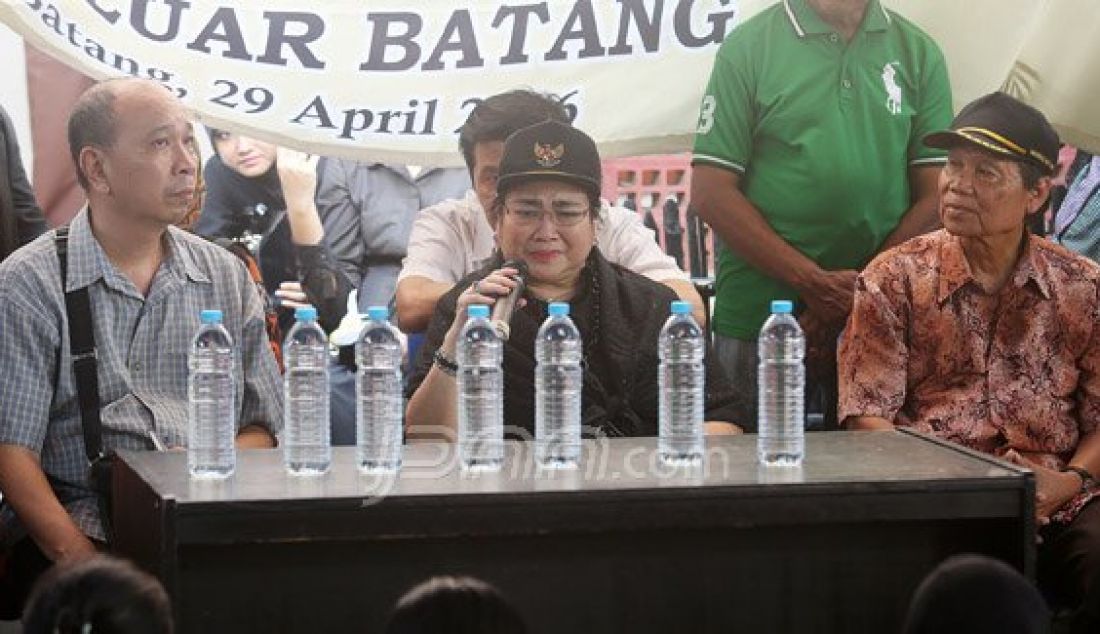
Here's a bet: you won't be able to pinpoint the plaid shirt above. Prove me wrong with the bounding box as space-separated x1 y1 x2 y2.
0 210 282 541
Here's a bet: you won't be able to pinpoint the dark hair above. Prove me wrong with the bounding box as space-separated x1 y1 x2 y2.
384 576 526 634
205 125 226 146
458 90 570 175
22 555 173 634
1016 159 1052 217
902 554 1049 634
68 80 124 190
1018 160 1046 191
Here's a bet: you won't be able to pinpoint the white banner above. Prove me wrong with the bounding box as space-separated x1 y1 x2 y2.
0 0 740 165
1 1 1097 164
888 0 1100 155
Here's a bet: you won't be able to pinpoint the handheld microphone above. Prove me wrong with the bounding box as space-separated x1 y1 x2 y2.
490 259 529 341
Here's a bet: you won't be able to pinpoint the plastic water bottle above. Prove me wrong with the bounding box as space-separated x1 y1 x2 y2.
457 304 503 471
658 300 705 466
283 306 331 475
757 300 805 467
188 309 236 479
535 302 582 469
356 305 404 473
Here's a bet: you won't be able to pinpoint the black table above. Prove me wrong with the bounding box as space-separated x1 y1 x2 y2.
112 430 1034 633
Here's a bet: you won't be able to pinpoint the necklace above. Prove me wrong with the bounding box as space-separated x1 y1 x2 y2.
532 262 600 347
527 285 573 304
518 252 601 351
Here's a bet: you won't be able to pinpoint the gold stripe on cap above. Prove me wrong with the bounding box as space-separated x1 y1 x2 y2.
956 126 1054 171
1027 149 1055 171
958 126 1028 156
955 130 1017 158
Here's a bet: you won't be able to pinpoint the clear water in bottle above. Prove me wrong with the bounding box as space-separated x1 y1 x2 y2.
356 305 404 473
535 302 582 469
659 300 705 466
283 305 331 475
457 304 503 471
188 309 236 479
757 299 805 467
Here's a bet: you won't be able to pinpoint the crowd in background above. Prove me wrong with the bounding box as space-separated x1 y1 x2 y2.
2 0 1100 631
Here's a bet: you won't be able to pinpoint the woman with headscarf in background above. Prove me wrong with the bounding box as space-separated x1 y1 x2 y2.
196 129 351 333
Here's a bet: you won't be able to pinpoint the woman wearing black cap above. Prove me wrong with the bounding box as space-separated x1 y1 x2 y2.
405 120 744 438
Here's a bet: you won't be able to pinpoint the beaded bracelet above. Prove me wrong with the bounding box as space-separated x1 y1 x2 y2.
433 348 458 376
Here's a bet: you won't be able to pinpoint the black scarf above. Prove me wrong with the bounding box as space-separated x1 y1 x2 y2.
196 154 285 240
407 249 745 438
496 250 651 437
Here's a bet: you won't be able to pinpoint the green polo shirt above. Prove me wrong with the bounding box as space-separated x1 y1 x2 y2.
692 0 951 339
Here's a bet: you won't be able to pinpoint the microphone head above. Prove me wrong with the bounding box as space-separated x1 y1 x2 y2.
502 259 529 282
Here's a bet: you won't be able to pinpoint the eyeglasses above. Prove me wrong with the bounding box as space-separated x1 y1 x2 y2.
504 200 591 227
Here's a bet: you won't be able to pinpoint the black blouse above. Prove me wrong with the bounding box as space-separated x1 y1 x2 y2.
406 250 748 437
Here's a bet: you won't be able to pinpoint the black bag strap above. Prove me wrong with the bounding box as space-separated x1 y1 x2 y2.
54 226 104 464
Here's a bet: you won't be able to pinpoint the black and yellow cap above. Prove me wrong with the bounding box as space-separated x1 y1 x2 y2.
496 120 601 198
924 92 1059 174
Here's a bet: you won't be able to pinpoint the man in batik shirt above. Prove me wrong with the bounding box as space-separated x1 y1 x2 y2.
840 93 1099 633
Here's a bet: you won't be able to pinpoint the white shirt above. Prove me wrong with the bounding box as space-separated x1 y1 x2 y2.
398 190 688 285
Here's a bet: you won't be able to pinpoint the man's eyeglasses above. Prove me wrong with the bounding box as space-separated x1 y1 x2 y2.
504 200 591 227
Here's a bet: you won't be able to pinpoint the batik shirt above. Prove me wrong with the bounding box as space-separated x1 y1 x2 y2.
839 230 1100 522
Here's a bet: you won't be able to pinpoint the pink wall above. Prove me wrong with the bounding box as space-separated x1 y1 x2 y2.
601 153 714 275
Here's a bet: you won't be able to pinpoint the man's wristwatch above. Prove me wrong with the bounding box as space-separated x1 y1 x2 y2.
1063 465 1096 492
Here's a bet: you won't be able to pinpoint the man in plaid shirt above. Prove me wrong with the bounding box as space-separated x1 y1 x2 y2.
0 78 282 612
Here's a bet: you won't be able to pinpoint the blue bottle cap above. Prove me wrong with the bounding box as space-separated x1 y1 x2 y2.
771 300 794 314
467 304 490 319
548 302 570 317
366 305 389 321
295 305 318 321
670 300 692 315
199 309 223 324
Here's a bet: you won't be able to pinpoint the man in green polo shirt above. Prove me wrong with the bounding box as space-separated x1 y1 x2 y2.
691 0 952 427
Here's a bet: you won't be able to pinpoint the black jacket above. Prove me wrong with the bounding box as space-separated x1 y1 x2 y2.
407 250 748 437
196 156 352 332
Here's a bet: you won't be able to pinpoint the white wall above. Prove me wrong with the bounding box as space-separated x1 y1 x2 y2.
0 23 31 178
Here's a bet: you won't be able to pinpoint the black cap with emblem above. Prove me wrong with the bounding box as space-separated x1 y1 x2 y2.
496 119 602 198
923 92 1060 175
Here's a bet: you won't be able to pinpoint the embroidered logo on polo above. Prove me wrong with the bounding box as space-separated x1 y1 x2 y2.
881 62 903 115
534 142 565 167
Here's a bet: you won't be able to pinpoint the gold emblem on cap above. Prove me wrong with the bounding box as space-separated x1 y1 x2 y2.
534 142 565 168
